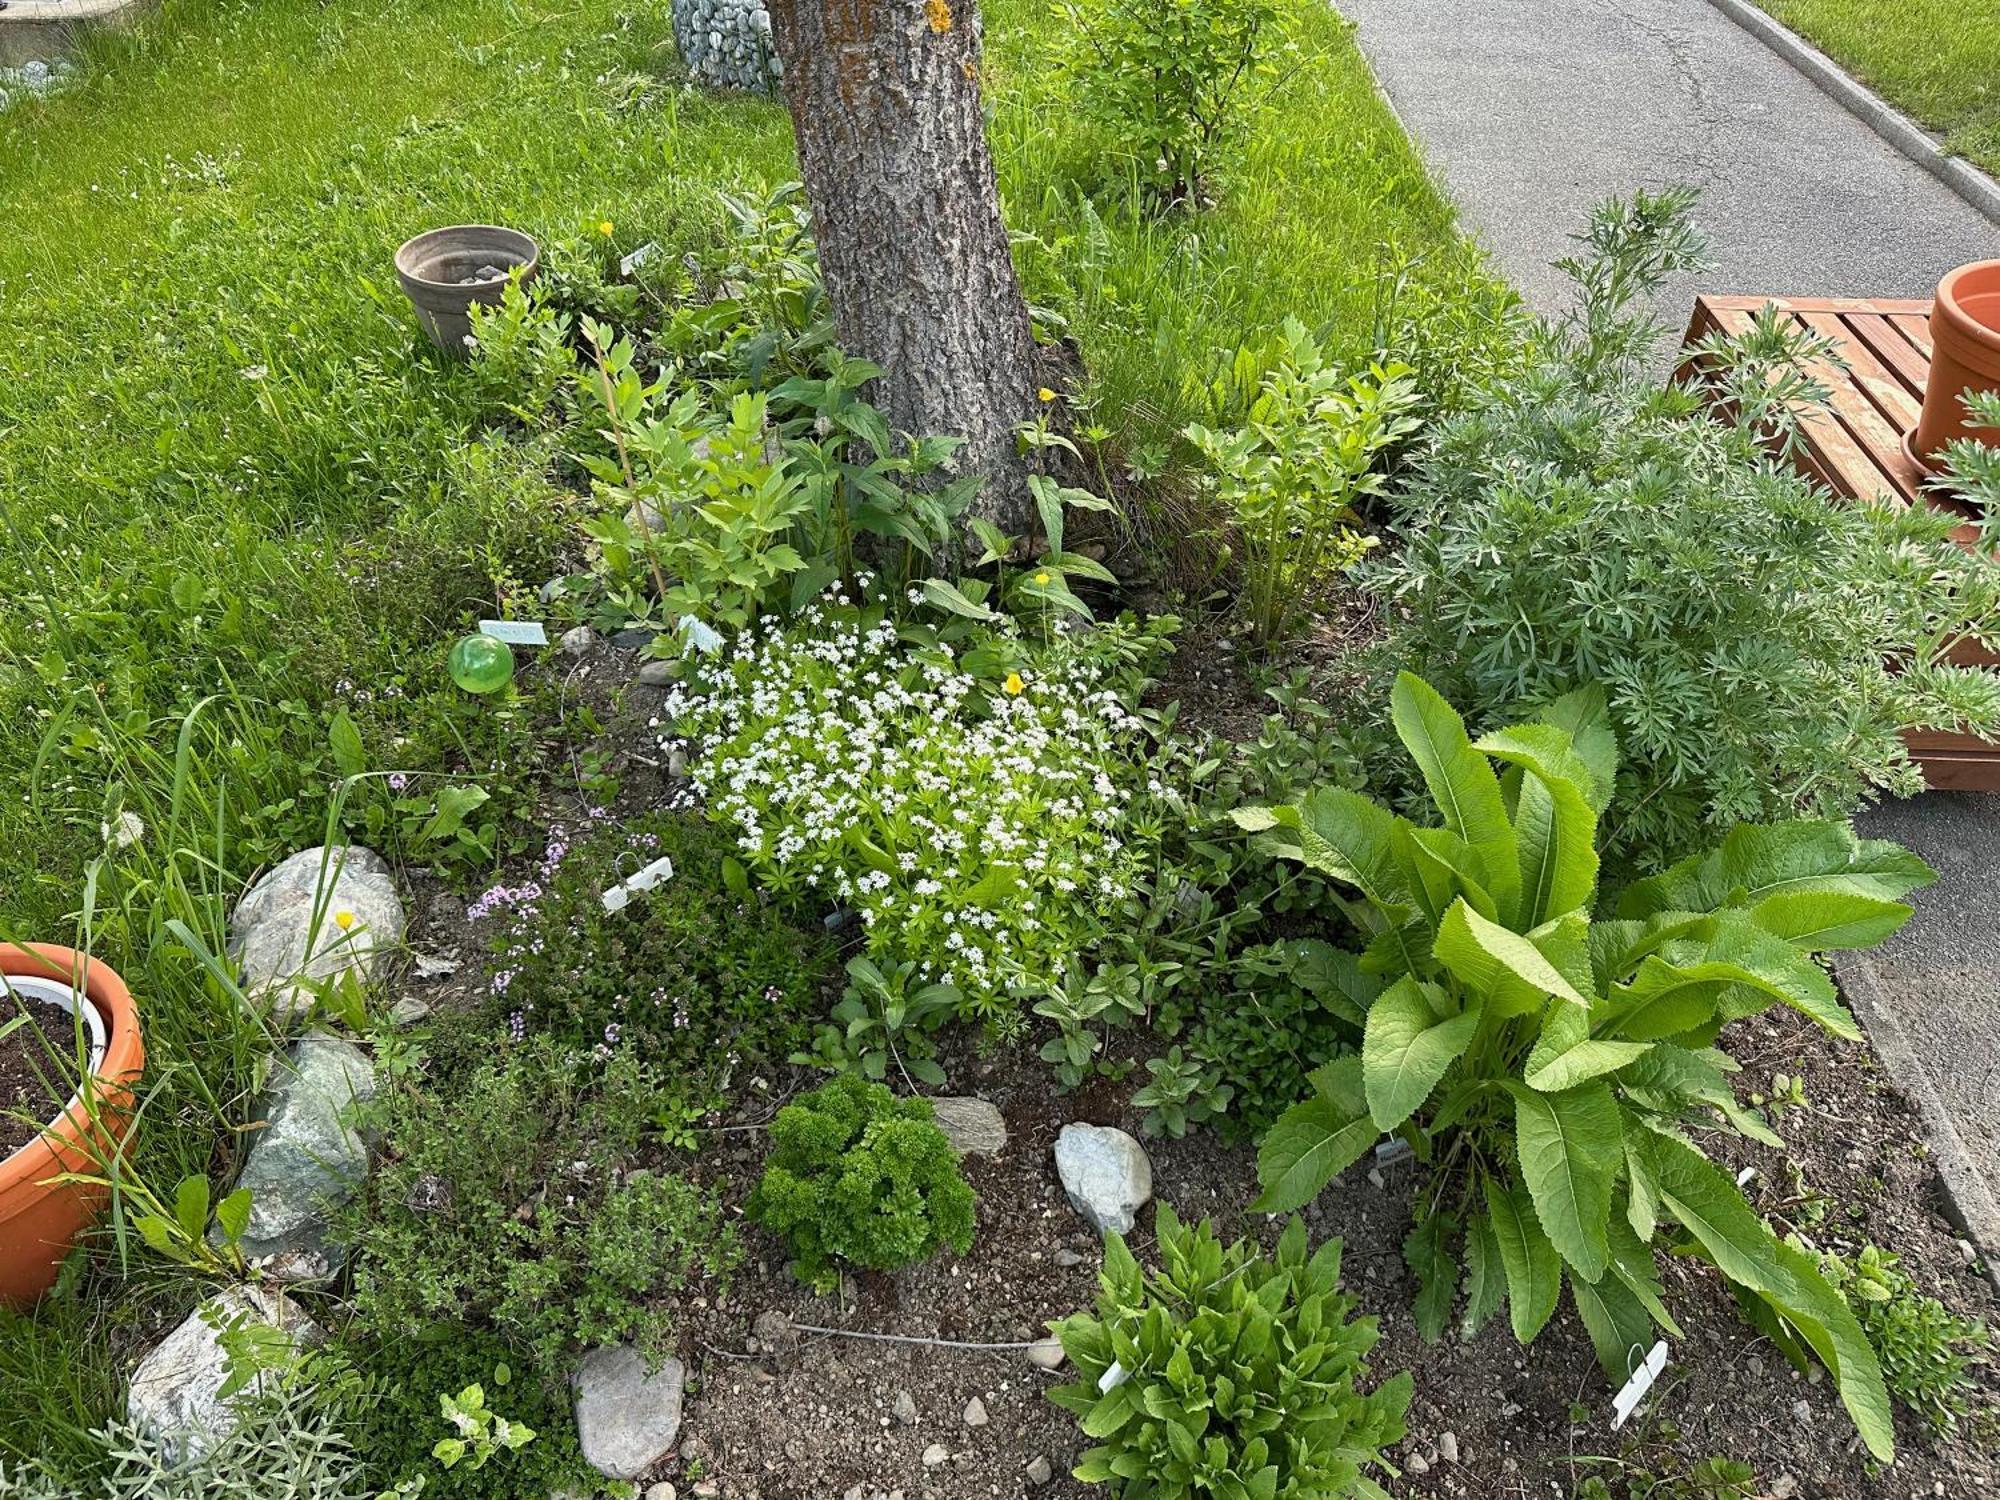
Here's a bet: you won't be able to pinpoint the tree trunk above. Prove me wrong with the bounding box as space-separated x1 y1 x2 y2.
767 0 1036 533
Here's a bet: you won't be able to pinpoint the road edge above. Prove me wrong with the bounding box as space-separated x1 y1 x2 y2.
1836 948 2000 1295
1701 0 2000 229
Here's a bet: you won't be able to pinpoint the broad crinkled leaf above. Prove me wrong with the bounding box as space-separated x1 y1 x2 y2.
1232 787 1406 906
1669 913 1858 1040
1460 1211 1507 1339
1252 1059 1376 1213
1570 1264 1656 1382
1632 1131 1896 1462
1529 684 1618 813
1391 672 1513 848
1742 888 1913 951
1434 899 1593 1009
1618 820 1934 919
1507 762 1599 927
1485 1177 1562 1343
1523 1002 1653 1092
1511 1081 1623 1282
1404 1212 1460 1342
1363 977 1482 1130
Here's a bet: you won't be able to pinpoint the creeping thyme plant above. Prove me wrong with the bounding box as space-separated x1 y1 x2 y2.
663 603 1166 1020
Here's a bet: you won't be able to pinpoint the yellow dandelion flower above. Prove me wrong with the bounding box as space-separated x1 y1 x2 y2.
1034 570 1051 586
597 219 615 238
334 909 356 931
1003 671 1025 696
1037 387 1057 403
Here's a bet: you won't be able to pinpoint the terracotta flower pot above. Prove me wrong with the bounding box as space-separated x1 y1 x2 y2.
393 224 540 358
0 944 144 1308
1906 259 2000 473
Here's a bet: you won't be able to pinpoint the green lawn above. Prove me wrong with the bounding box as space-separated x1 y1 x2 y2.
0 0 1502 1476
1760 0 2000 173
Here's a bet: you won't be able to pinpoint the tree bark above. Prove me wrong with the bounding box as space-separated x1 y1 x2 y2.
767 0 1036 533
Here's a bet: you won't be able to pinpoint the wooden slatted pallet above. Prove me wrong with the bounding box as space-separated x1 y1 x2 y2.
1683 294 2000 790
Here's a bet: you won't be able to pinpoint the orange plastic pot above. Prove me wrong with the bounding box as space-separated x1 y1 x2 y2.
0 944 144 1308
1907 259 2000 473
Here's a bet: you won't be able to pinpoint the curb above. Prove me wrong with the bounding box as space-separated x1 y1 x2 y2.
1835 949 2000 1296
1702 0 2000 229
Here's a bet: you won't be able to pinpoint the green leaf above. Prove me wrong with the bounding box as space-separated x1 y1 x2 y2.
1362 976 1481 1130
173 1175 210 1243
1742 889 1913 951
1506 755 1599 925
419 784 491 843
921 577 1000 621
1252 1059 1375 1213
1485 1178 1562 1343
1460 1212 1507 1339
214 1187 252 1248
1231 787 1405 906
1528 684 1618 812
1404 1213 1460 1342
1511 1082 1622 1281
1391 672 1512 847
1619 820 1934 918
720 856 750 896
1434 899 1593 1008
1570 1266 1655 1383
1671 913 1859 1040
1634 1132 1895 1461
328 710 365 778
1523 1003 1652 1092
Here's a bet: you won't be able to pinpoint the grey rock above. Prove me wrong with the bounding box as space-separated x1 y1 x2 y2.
213 1032 375 1278
1407 1453 1430 1476
892 1389 918 1425
1440 1430 1459 1464
560 624 597 658
921 1443 948 1468
609 627 658 651
1053 1247 1087 1269
229 845 403 1023
127 1287 324 1463
574 1346 686 1481
646 1485 679 1500
1026 1455 1053 1487
962 1396 988 1427
22 61 50 84
538 576 566 605
636 659 677 687
1025 1337 1065 1371
931 1096 1006 1157
1054 1123 1153 1234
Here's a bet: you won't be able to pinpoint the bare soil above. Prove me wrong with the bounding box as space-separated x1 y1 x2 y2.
0 996 83 1159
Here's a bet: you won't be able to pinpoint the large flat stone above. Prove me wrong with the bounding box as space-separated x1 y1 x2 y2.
126 1287 323 1464
573 1345 686 1482
229 845 404 1022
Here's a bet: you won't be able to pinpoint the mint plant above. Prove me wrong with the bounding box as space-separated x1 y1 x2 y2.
1048 1205 1409 1498
1234 671 1930 1461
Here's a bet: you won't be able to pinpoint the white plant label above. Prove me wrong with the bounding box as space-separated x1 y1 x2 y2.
1374 1137 1415 1167
479 619 549 647
1610 1341 1669 1430
600 856 675 913
1098 1360 1129 1394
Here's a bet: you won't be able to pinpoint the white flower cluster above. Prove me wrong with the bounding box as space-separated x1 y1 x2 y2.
662 610 1148 1009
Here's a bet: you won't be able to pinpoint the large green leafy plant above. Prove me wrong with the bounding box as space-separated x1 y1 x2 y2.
1374 189 2000 874
1235 672 1932 1461
1048 1205 1410 1499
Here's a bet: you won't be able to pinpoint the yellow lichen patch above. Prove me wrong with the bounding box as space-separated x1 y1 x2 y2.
925 0 953 33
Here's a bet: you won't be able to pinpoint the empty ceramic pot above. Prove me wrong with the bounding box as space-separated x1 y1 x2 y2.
394 224 539 357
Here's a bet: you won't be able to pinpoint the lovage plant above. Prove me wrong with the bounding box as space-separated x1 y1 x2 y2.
1235 672 1930 1460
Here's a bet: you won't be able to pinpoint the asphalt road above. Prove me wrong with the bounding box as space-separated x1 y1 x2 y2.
1337 0 1998 315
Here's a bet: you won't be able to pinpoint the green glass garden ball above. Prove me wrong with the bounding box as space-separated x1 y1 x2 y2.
448 634 514 695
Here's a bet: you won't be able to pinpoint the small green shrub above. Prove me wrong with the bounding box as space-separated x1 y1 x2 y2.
1055 0 1289 207
1185 322 1419 647
1048 1205 1410 1498
345 1042 740 1370
747 1075 975 1292
1819 1243 1994 1438
346 1329 595 1500
476 811 833 1082
1374 189 2000 875
1235 671 1927 1461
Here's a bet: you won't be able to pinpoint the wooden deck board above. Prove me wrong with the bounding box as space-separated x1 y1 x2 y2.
1684 292 2000 791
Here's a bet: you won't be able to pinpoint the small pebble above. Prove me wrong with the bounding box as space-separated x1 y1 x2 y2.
1026 1338 1065 1371
892 1390 917 1426
1439 1431 1459 1464
1407 1453 1430 1476
1769 1477 1798 1499
1053 1248 1087 1269
921 1443 948 1468
963 1396 988 1427
1025 1455 1053 1487
646 1485 677 1500
1791 1398 1812 1425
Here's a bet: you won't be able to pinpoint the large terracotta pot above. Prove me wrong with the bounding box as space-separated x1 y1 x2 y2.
1908 259 2000 472
0 944 144 1307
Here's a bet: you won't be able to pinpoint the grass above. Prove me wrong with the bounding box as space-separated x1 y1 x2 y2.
1757 0 2000 174
0 0 1498 1478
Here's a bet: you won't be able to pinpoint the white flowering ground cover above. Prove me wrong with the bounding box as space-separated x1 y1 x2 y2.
662 606 1153 1012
